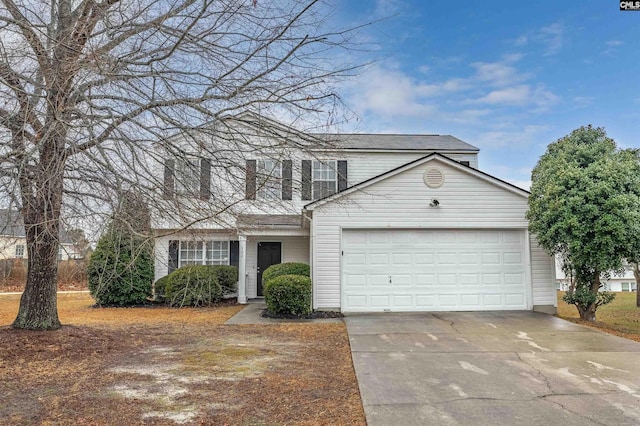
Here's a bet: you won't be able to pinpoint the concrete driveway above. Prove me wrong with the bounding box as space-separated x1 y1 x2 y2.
344 311 640 425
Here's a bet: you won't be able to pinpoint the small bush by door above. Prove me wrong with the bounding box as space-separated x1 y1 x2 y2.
262 262 311 316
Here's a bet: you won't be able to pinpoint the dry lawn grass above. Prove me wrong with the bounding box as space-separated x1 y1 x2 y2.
0 293 365 425
557 291 640 343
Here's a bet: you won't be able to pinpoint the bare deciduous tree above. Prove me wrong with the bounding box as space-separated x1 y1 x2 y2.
0 0 363 330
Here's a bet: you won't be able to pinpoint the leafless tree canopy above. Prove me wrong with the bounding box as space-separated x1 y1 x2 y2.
0 0 363 329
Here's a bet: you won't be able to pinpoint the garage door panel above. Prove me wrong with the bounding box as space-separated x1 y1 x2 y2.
415 253 435 264
461 294 481 306
416 274 435 285
437 273 457 285
460 273 479 285
342 229 529 312
392 274 412 286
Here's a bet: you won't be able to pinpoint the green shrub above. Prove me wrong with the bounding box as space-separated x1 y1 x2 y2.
164 265 222 307
153 275 170 301
88 231 153 306
210 265 238 296
264 274 312 316
262 262 310 287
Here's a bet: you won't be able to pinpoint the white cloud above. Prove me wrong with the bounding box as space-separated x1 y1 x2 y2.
474 125 550 149
602 40 624 56
347 65 471 119
515 22 565 56
474 85 531 105
572 96 594 108
471 54 527 87
470 84 559 111
374 0 405 17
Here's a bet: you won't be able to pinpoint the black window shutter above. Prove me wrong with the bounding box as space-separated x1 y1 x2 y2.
200 158 211 200
168 240 179 274
229 240 239 268
163 159 175 199
337 160 348 192
301 160 312 200
246 160 256 200
282 160 292 200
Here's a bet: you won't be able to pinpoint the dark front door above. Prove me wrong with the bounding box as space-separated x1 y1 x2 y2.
257 242 282 296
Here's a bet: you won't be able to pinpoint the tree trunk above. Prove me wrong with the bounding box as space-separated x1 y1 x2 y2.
577 303 597 322
634 263 640 308
576 272 601 322
13 143 65 330
12 206 62 330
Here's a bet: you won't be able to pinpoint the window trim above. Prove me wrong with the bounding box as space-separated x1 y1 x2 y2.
14 244 24 258
312 160 337 200
178 240 230 268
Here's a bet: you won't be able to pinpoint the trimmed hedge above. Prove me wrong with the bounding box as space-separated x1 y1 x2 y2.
262 262 310 287
153 275 170 300
264 274 312 316
164 265 222 307
155 265 238 302
212 265 239 295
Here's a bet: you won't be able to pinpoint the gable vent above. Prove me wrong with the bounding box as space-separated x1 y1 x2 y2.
423 167 444 188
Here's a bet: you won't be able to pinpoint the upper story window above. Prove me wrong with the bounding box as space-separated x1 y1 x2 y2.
178 240 229 268
15 244 24 258
174 157 201 196
257 159 282 200
312 160 337 200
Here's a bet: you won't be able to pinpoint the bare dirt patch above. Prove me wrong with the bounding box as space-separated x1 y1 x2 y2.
0 294 365 425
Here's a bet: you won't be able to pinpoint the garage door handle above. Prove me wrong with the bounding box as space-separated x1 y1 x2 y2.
389 275 392 284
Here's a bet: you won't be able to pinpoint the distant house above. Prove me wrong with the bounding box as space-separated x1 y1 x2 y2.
0 209 79 261
555 261 637 292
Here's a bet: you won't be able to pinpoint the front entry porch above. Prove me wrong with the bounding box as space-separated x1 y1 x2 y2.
237 235 310 303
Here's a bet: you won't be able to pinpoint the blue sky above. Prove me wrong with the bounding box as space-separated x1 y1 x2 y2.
334 0 640 189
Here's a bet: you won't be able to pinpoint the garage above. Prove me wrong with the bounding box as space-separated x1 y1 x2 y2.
306 154 556 313
341 229 528 312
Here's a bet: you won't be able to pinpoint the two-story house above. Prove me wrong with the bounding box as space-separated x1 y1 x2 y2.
152 113 557 314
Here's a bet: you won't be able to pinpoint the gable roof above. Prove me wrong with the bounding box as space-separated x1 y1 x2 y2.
0 209 74 244
310 133 479 152
304 153 530 210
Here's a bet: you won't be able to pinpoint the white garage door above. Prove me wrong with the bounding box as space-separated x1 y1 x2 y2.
342 229 528 312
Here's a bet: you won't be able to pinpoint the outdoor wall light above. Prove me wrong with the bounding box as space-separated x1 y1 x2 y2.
429 199 440 207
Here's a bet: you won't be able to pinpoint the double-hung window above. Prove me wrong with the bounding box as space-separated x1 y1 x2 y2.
622 282 630 292
15 244 24 258
205 241 229 265
178 240 229 268
257 159 282 200
312 160 337 200
175 157 201 195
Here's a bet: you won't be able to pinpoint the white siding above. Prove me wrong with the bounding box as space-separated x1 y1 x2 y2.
311 157 548 309
529 235 557 307
152 147 479 230
341 151 478 185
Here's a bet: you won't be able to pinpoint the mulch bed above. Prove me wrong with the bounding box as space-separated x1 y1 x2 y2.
262 309 344 320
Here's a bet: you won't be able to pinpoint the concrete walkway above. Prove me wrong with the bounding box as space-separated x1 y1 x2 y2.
225 302 342 325
344 311 640 425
